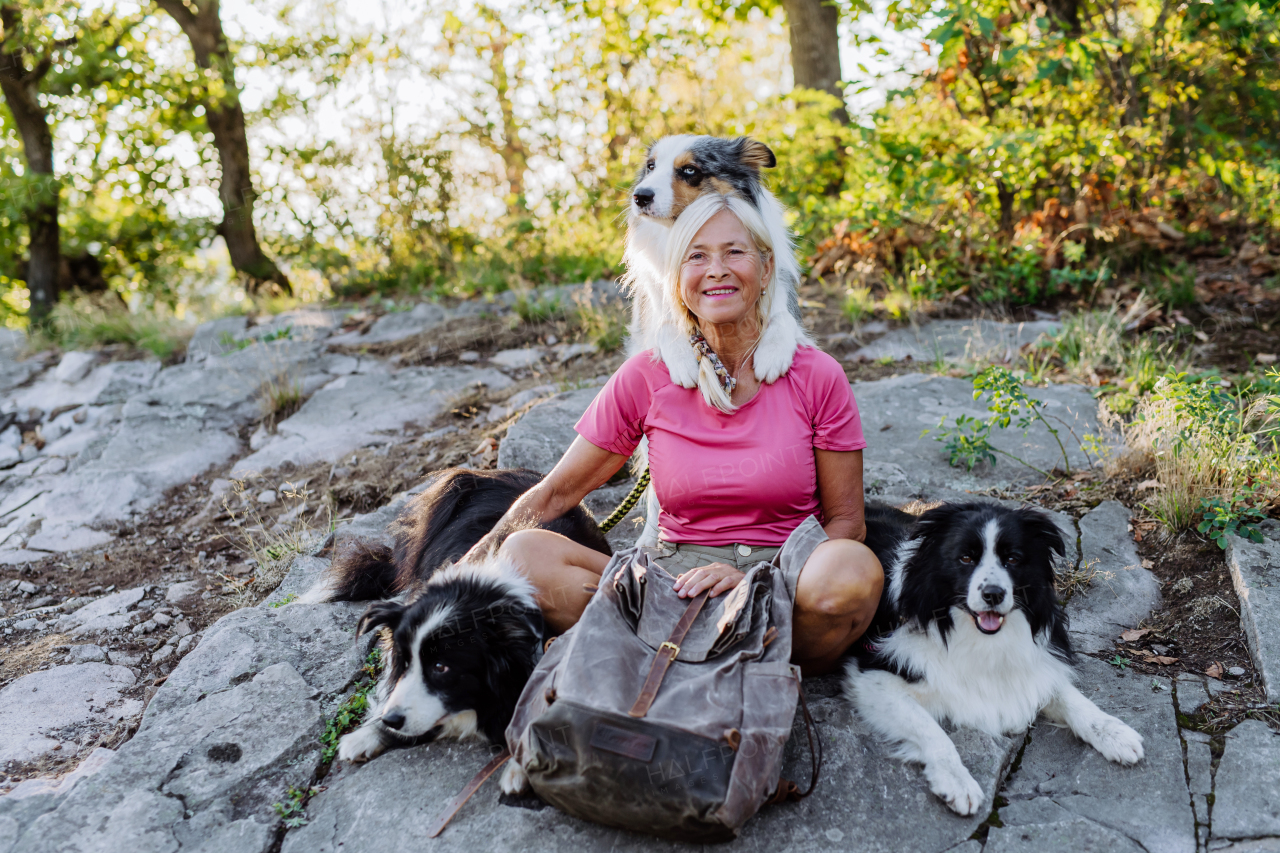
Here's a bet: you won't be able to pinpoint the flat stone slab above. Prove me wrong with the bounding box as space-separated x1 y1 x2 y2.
1002 657 1195 853
1226 522 1280 702
851 319 1060 364
2 663 324 853
285 690 1016 853
232 366 511 474
1066 501 1162 654
1213 720 1280 841
0 664 139 764
499 386 602 474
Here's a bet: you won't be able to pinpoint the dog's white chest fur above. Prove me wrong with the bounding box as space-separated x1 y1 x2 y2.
881 608 1074 736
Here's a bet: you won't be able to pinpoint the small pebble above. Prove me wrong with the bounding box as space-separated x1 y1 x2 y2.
257 490 277 505
1227 666 1247 678
458 351 481 362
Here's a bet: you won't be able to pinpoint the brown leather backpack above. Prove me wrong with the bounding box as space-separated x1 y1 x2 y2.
504 516 825 842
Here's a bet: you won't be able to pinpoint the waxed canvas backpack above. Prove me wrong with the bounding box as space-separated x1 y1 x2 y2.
503 516 825 842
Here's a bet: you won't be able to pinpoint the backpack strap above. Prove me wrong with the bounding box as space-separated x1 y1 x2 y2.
766 669 823 804
628 590 710 718
426 749 511 838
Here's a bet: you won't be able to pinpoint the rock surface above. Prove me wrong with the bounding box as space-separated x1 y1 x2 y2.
0 664 139 764
1002 658 1195 853
1226 522 1280 702
851 319 1060 364
1067 501 1162 653
1214 720 1280 841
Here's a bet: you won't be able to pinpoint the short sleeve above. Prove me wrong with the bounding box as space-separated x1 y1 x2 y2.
804 349 868 451
574 354 654 456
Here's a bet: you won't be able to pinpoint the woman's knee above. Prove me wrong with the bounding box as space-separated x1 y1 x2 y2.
797 539 884 617
496 528 557 570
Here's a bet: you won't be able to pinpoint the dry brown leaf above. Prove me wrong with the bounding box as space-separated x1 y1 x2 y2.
1206 662 1224 679
1120 628 1153 642
1141 558 1154 569
1148 656 1178 666
1134 479 1164 491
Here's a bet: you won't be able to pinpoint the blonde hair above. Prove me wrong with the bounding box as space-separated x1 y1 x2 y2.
662 193 776 412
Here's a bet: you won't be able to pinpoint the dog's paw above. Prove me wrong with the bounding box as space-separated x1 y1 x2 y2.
659 341 700 388
1087 716 1144 765
337 725 385 764
752 323 798 384
924 761 985 816
499 759 529 795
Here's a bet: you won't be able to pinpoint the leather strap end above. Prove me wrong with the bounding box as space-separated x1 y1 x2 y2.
426 750 511 838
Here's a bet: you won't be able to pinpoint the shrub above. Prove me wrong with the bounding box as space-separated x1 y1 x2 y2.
1122 372 1280 535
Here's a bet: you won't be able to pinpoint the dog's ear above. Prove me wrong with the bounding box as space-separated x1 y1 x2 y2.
356 600 406 638
737 138 776 170
1015 507 1066 557
910 502 965 540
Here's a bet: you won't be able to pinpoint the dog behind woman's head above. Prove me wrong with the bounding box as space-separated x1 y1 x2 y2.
335 557 544 763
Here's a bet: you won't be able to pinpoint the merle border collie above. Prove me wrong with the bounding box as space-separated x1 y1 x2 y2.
846 502 1145 815
623 135 812 391
303 468 612 762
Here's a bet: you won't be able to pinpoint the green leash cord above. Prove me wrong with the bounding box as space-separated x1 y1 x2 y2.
599 466 650 533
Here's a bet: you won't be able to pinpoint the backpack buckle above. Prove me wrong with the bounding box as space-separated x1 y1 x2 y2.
659 641 680 656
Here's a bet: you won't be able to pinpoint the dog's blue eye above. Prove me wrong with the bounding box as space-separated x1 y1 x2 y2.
682 166 697 175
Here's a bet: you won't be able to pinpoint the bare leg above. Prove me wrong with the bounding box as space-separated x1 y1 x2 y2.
792 539 883 675
497 529 611 633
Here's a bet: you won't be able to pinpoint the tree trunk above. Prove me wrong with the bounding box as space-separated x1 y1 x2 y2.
997 180 1016 233
782 0 848 122
0 5 60 326
153 0 289 293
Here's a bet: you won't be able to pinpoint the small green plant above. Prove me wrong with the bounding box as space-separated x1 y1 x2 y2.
273 785 318 829
574 300 627 353
1197 487 1269 549
513 293 565 324
270 593 299 608
843 286 874 324
260 324 294 342
320 648 384 763
218 331 254 352
930 366 1088 477
1150 261 1196 308
1109 655 1131 670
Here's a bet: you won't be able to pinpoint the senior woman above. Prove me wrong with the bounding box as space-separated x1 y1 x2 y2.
468 193 882 675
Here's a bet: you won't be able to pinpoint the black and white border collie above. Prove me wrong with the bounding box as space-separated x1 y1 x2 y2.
847 502 1145 815
623 134 811 390
336 558 543 761
302 468 612 762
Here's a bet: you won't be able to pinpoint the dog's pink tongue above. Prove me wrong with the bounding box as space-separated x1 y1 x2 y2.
978 611 1003 632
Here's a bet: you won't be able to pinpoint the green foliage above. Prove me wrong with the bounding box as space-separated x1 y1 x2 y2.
1109 656 1132 670
36 297 193 362
273 785 318 829
931 365 1099 477
269 593 298 608
1197 488 1269 550
513 293 566 324
319 648 383 764
1124 371 1280 533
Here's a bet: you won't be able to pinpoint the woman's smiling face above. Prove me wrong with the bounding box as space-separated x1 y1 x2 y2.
678 208 771 331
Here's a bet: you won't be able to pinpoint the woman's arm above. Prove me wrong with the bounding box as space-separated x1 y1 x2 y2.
815 448 866 542
461 436 630 562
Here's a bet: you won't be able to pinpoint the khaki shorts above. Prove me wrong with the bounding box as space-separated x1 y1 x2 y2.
651 540 783 575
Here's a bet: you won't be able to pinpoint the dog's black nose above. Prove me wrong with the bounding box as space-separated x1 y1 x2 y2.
980 585 1006 606
381 711 406 730
633 187 655 208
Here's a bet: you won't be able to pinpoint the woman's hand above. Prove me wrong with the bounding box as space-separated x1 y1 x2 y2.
673 562 745 598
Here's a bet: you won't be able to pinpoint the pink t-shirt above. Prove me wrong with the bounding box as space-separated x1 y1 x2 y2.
575 346 867 546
